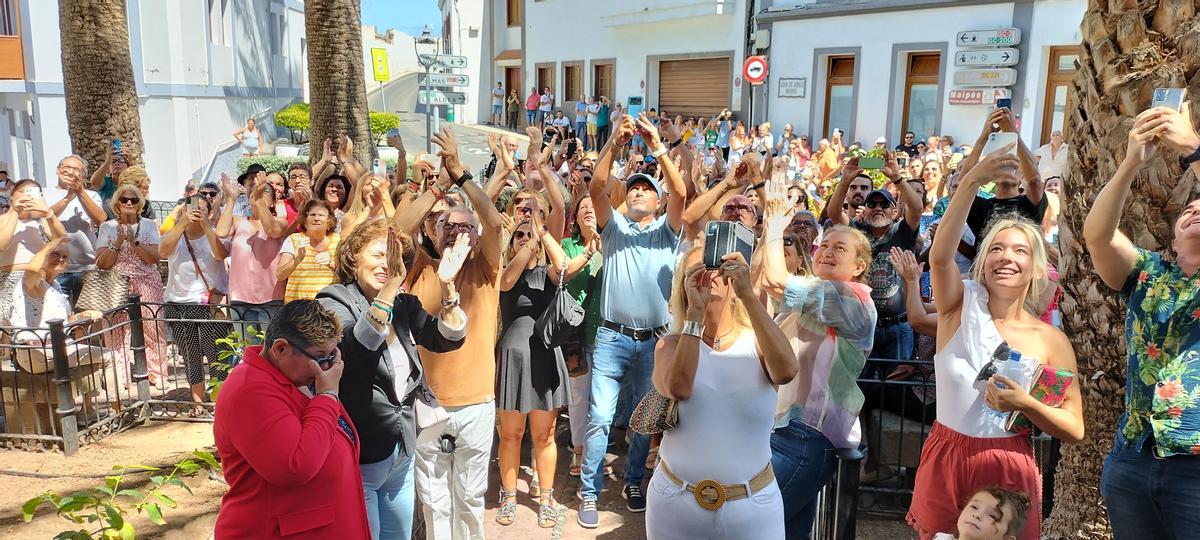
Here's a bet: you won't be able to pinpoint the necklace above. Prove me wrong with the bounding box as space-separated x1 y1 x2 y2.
708 327 738 350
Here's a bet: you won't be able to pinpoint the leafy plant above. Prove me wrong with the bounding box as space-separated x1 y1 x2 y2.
22 450 220 540
275 102 310 144
236 156 308 175
207 325 265 401
368 112 401 146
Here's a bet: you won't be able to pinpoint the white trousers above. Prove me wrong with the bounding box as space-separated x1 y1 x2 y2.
645 469 785 540
414 401 495 540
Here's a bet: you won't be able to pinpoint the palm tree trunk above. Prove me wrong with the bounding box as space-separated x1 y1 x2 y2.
1048 2 1198 538
58 0 143 173
305 0 374 166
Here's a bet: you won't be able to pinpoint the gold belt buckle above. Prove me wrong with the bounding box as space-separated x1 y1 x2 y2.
693 479 727 511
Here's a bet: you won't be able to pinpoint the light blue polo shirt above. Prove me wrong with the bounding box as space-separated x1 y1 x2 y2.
598 211 680 329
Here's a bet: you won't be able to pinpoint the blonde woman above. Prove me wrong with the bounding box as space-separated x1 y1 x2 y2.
907 147 1084 540
341 174 395 239
729 124 750 163
96 183 166 386
646 245 796 540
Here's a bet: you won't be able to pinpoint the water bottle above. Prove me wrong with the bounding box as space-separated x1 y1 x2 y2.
989 351 1036 427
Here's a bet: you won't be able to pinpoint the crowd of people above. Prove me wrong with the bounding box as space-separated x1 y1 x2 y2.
5 81 1197 540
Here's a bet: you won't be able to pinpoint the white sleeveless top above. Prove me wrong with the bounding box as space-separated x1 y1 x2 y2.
659 333 777 483
934 280 1014 438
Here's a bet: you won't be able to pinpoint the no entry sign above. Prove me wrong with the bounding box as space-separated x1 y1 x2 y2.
743 56 768 85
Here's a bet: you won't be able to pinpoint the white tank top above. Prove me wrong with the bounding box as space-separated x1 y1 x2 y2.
934 280 1016 438
659 333 777 483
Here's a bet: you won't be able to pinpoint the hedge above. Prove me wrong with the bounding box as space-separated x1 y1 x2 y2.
275 103 310 144
237 156 403 175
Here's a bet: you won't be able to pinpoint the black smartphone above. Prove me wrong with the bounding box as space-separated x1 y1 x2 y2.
703 221 755 269
567 139 578 156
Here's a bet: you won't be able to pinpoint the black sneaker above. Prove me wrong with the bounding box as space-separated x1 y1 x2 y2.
577 499 599 529
623 484 646 513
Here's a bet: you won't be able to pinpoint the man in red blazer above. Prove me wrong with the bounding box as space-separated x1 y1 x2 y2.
213 300 370 539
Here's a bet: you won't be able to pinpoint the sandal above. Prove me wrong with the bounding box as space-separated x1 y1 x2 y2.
537 490 560 529
495 489 517 526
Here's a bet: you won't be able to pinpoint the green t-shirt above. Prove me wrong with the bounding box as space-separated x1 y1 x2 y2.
562 235 603 344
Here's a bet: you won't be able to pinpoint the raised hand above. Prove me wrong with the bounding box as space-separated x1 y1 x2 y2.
682 262 713 319
322 138 333 162
437 232 471 283
432 127 464 178
841 156 863 181
763 165 793 233
337 135 354 163
310 347 344 394
1126 113 1160 166
1137 102 1200 156
718 251 754 298
636 113 662 148
889 247 923 283
963 144 1020 189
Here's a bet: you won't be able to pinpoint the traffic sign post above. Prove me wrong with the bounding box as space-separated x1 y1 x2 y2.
419 90 468 106
418 54 468 69
743 56 768 85
953 68 1018 87
371 48 389 111
418 73 471 87
956 28 1022 47
416 52 470 152
955 48 1019 67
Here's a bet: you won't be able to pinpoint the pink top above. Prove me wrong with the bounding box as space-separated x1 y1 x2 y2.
228 219 284 304
525 93 540 110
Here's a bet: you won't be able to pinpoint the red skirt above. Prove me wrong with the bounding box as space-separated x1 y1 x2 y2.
906 421 1041 540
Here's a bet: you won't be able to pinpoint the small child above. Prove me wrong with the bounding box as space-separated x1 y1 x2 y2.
933 487 1032 540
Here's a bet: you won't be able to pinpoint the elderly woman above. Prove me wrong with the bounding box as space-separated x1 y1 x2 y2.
277 200 340 302
96 182 165 386
160 194 230 404
908 146 1083 540
0 179 65 320
760 170 879 537
318 219 470 540
646 244 797 540
214 300 370 539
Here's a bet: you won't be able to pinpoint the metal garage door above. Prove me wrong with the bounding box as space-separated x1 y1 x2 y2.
658 57 731 119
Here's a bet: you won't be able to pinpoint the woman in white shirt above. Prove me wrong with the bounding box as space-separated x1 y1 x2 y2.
160 194 230 404
646 247 797 540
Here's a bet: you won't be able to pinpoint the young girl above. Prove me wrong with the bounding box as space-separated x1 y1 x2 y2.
934 487 1032 540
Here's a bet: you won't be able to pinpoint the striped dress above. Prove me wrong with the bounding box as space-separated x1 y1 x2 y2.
280 233 339 302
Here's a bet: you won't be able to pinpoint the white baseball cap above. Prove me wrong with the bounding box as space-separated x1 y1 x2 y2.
875 137 887 144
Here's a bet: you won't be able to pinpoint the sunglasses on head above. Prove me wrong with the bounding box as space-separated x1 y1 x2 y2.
119 196 140 204
285 338 337 369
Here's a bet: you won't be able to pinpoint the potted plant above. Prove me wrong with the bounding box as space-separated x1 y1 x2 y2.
274 102 310 156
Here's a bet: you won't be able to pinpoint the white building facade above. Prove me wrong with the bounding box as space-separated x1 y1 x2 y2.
0 0 306 201
758 0 1084 148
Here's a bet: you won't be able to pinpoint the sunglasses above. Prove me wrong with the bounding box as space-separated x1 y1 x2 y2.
513 230 532 240
286 339 337 369
119 196 140 204
442 221 476 232
199 191 218 198
783 236 796 247
865 199 892 209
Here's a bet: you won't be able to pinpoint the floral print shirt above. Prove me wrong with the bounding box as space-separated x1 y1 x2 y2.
1120 248 1200 457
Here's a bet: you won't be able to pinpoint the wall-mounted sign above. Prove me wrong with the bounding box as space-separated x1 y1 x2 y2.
955 48 1019 67
743 56 768 85
778 78 807 98
948 88 1011 105
956 28 1022 47
953 68 1018 87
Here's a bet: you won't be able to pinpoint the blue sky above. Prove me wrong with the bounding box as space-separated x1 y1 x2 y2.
362 0 441 37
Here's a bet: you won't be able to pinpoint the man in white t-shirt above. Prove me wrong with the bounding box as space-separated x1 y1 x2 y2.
491 83 505 126
585 97 601 151
538 87 554 126
45 154 107 304
574 95 589 149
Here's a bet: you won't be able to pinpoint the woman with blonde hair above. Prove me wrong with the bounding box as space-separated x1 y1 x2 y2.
96 182 166 385
759 169 878 537
907 147 1084 540
729 124 750 163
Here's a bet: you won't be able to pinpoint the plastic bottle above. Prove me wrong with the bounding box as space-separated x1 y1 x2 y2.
989 351 1036 427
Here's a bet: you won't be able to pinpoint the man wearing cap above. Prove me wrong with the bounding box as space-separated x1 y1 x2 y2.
875 136 888 151
577 113 686 528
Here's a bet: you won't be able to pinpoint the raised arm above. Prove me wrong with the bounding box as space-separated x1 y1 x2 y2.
637 113 686 234
433 127 504 271
825 158 860 226
590 118 634 230
158 208 188 258
683 166 743 239
888 155 922 231
90 146 113 190
724 252 797 385
215 174 240 239
529 127 568 241
311 139 334 185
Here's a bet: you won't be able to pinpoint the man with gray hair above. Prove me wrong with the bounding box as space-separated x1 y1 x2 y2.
46 154 107 304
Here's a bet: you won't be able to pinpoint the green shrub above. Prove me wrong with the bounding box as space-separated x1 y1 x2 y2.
275 103 310 144
237 156 308 175
368 112 401 145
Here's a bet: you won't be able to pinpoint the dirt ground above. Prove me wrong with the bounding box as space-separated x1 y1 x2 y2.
0 419 916 539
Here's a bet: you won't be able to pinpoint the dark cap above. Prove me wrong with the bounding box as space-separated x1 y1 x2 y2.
237 163 267 185
866 189 896 206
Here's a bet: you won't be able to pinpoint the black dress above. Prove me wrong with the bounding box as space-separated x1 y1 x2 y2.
495 266 571 412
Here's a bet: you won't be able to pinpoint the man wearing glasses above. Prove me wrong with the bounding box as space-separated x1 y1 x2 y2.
45 154 107 304
896 131 920 158
284 164 315 226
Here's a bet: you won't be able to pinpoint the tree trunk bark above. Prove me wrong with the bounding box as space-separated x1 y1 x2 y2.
58 0 143 175
305 0 374 167
1047 3 1199 538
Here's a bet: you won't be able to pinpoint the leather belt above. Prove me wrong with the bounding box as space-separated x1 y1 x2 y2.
658 460 774 511
877 313 908 326
601 320 668 341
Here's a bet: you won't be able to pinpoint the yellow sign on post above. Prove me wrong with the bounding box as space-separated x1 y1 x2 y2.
371 48 389 82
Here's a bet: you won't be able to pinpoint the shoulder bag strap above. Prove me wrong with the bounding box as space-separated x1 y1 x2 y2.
182 235 212 293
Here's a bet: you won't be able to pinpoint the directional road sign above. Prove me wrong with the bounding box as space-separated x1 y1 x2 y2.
418 54 468 69
419 89 468 105
418 73 471 87
956 28 1022 48
955 48 1019 67
953 68 1018 87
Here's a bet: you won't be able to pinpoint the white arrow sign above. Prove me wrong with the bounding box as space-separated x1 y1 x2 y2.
953 68 1018 87
418 73 471 87
419 89 468 105
955 48 1019 67
956 28 1022 47
418 54 468 69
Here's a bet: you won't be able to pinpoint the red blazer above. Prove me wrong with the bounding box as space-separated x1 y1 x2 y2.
213 346 370 539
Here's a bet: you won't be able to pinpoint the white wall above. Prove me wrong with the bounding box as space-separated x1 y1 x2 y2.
765 0 1084 147
361 26 422 92
441 0 488 124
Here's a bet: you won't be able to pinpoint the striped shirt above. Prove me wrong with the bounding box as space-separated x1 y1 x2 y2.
279 233 339 303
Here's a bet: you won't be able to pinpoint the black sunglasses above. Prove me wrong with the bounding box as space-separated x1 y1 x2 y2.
865 199 892 209
513 230 532 240
198 191 218 198
285 339 337 369
118 196 140 204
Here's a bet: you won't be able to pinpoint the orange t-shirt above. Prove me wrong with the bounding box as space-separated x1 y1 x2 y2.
817 148 841 180
405 247 500 407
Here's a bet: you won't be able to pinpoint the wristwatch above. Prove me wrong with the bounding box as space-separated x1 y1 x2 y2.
441 293 461 309
1184 146 1200 166
454 170 474 187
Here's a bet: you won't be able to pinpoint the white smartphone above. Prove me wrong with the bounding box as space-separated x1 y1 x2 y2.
982 132 1019 156
372 158 387 177
1151 88 1186 111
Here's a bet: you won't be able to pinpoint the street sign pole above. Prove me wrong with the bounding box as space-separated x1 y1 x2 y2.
424 63 432 153
381 80 387 112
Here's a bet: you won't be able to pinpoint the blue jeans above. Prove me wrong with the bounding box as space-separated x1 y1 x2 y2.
576 121 587 148
771 419 837 539
1101 431 1200 539
526 109 536 125
581 325 658 500
54 271 86 307
361 444 415 540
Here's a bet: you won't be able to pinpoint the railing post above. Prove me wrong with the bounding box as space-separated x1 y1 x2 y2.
126 295 149 404
48 320 78 456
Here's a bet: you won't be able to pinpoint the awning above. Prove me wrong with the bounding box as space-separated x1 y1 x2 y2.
495 49 521 61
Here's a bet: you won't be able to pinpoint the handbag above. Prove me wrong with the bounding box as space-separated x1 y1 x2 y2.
1005 366 1075 435
183 237 229 320
76 269 129 312
533 263 585 349
630 387 679 435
